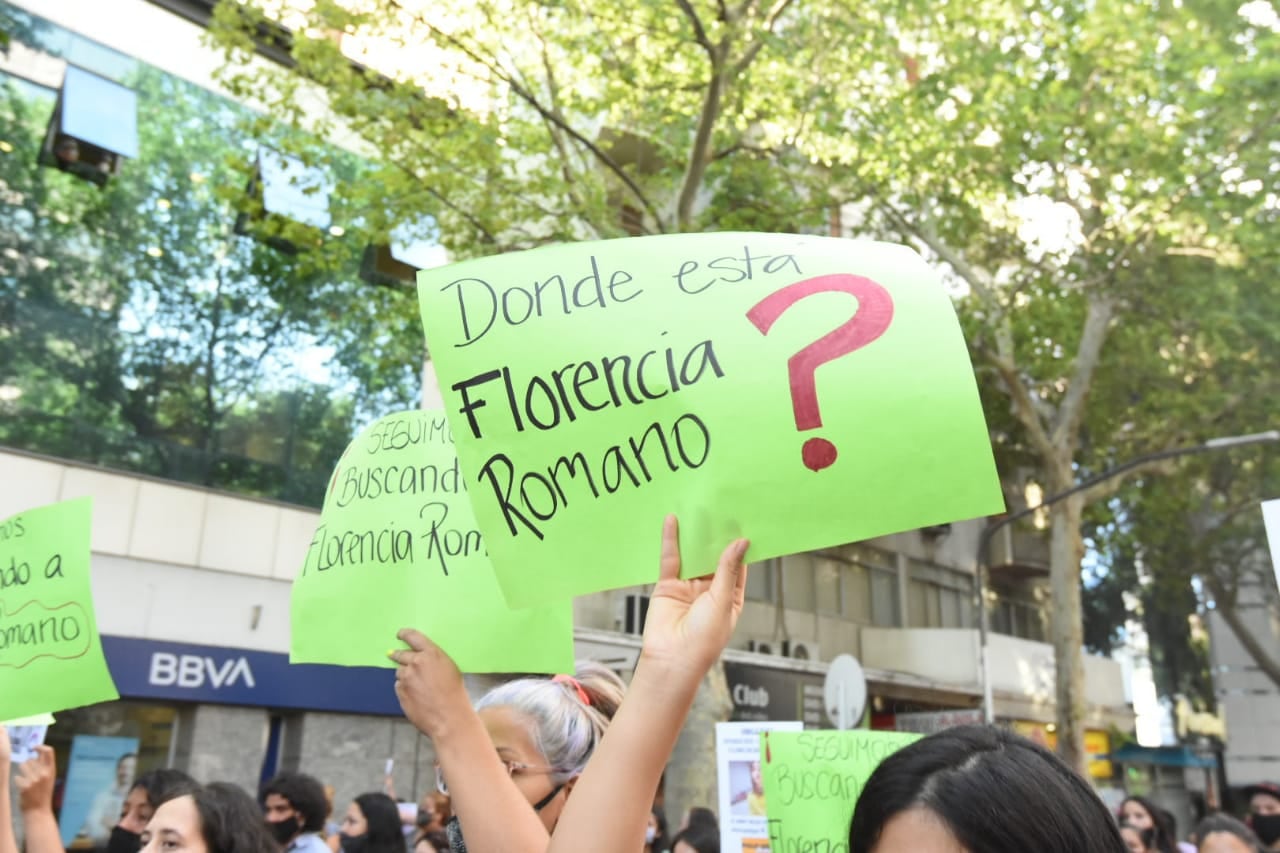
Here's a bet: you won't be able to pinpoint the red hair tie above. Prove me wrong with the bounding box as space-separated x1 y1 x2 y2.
552 673 592 706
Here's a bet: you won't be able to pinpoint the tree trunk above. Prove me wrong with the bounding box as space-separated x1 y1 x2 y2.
1049 492 1088 775
664 662 733 826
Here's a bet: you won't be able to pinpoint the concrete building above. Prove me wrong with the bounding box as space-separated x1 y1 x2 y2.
0 0 1133 832
1209 558 1280 798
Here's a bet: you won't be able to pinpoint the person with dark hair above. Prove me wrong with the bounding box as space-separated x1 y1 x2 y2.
1196 814 1261 853
12 738 197 853
261 772 330 853
678 808 717 834
142 782 278 853
670 822 719 853
1122 821 1161 853
109 768 200 853
1243 783 1280 850
338 794 407 853
846 725 1127 853
1121 796 1181 853
643 806 668 853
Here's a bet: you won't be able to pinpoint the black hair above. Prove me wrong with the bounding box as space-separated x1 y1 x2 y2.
647 805 669 852
261 771 328 833
1194 814 1261 851
672 821 720 853
684 807 718 832
848 725 1127 853
131 769 198 810
352 793 407 853
1119 821 1158 852
1121 795 1179 853
194 782 280 853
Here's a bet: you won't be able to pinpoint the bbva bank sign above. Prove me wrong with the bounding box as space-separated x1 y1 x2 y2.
100 635 401 715
148 652 256 690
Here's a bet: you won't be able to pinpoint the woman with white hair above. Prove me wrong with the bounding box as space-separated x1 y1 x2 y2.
391 515 749 853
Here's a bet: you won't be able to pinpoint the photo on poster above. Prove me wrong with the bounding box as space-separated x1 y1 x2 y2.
716 720 802 853
727 760 767 817
4 724 50 764
57 735 140 847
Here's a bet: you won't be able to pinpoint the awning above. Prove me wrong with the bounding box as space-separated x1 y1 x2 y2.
1105 744 1217 769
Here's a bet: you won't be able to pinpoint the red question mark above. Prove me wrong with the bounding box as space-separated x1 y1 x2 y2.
747 273 894 472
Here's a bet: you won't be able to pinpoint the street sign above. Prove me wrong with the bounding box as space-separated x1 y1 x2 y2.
823 654 867 730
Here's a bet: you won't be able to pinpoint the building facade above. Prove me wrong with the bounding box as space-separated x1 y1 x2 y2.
1 0 1133 833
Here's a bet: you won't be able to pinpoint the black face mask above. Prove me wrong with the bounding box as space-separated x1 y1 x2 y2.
444 784 564 853
267 817 301 846
415 812 433 829
1253 813 1280 846
339 834 368 853
107 826 142 853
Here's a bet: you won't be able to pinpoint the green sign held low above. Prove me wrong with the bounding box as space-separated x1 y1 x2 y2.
417 233 1004 607
290 409 574 673
760 729 920 852
0 497 119 721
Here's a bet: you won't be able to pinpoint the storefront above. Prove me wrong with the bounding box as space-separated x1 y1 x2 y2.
724 660 831 728
41 635 416 842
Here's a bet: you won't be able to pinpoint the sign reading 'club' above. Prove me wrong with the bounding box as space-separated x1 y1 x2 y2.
416 232 1004 608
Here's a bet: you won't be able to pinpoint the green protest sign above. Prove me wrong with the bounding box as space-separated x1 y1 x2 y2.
760 729 920 852
291 409 574 673
0 497 119 721
417 233 1003 606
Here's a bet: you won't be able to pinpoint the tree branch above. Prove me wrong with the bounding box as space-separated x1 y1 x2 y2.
874 201 1002 315
1079 456 1182 504
985 349 1059 465
676 64 724 228
1208 581 1280 692
674 0 715 55
1050 292 1116 452
729 0 796 79
387 0 667 231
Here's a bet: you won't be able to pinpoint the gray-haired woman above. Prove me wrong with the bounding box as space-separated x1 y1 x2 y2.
390 515 749 853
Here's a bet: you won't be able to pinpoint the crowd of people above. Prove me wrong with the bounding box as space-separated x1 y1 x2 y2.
3 516 1277 853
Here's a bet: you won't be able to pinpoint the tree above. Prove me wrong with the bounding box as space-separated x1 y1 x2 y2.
205 0 1280 773
822 0 1279 770
0 52 424 505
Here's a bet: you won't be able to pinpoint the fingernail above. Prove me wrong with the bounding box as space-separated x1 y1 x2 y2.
386 649 398 659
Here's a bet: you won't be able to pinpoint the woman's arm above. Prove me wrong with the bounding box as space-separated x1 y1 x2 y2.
16 746 68 853
548 515 749 853
1 727 17 853
392 630 551 853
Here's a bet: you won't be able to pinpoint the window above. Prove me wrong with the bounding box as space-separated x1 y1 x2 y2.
993 594 1047 641
907 560 975 629
783 556 816 612
841 560 872 622
745 559 776 602
870 568 900 627
815 555 842 616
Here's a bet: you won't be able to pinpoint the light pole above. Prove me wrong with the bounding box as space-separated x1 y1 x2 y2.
975 429 1280 724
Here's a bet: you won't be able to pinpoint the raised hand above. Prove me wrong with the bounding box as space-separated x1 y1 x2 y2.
16 745 58 814
389 628 471 740
640 515 749 681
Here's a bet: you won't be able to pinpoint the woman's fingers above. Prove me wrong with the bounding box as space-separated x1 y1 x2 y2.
710 538 750 607
658 514 681 582
397 628 431 651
